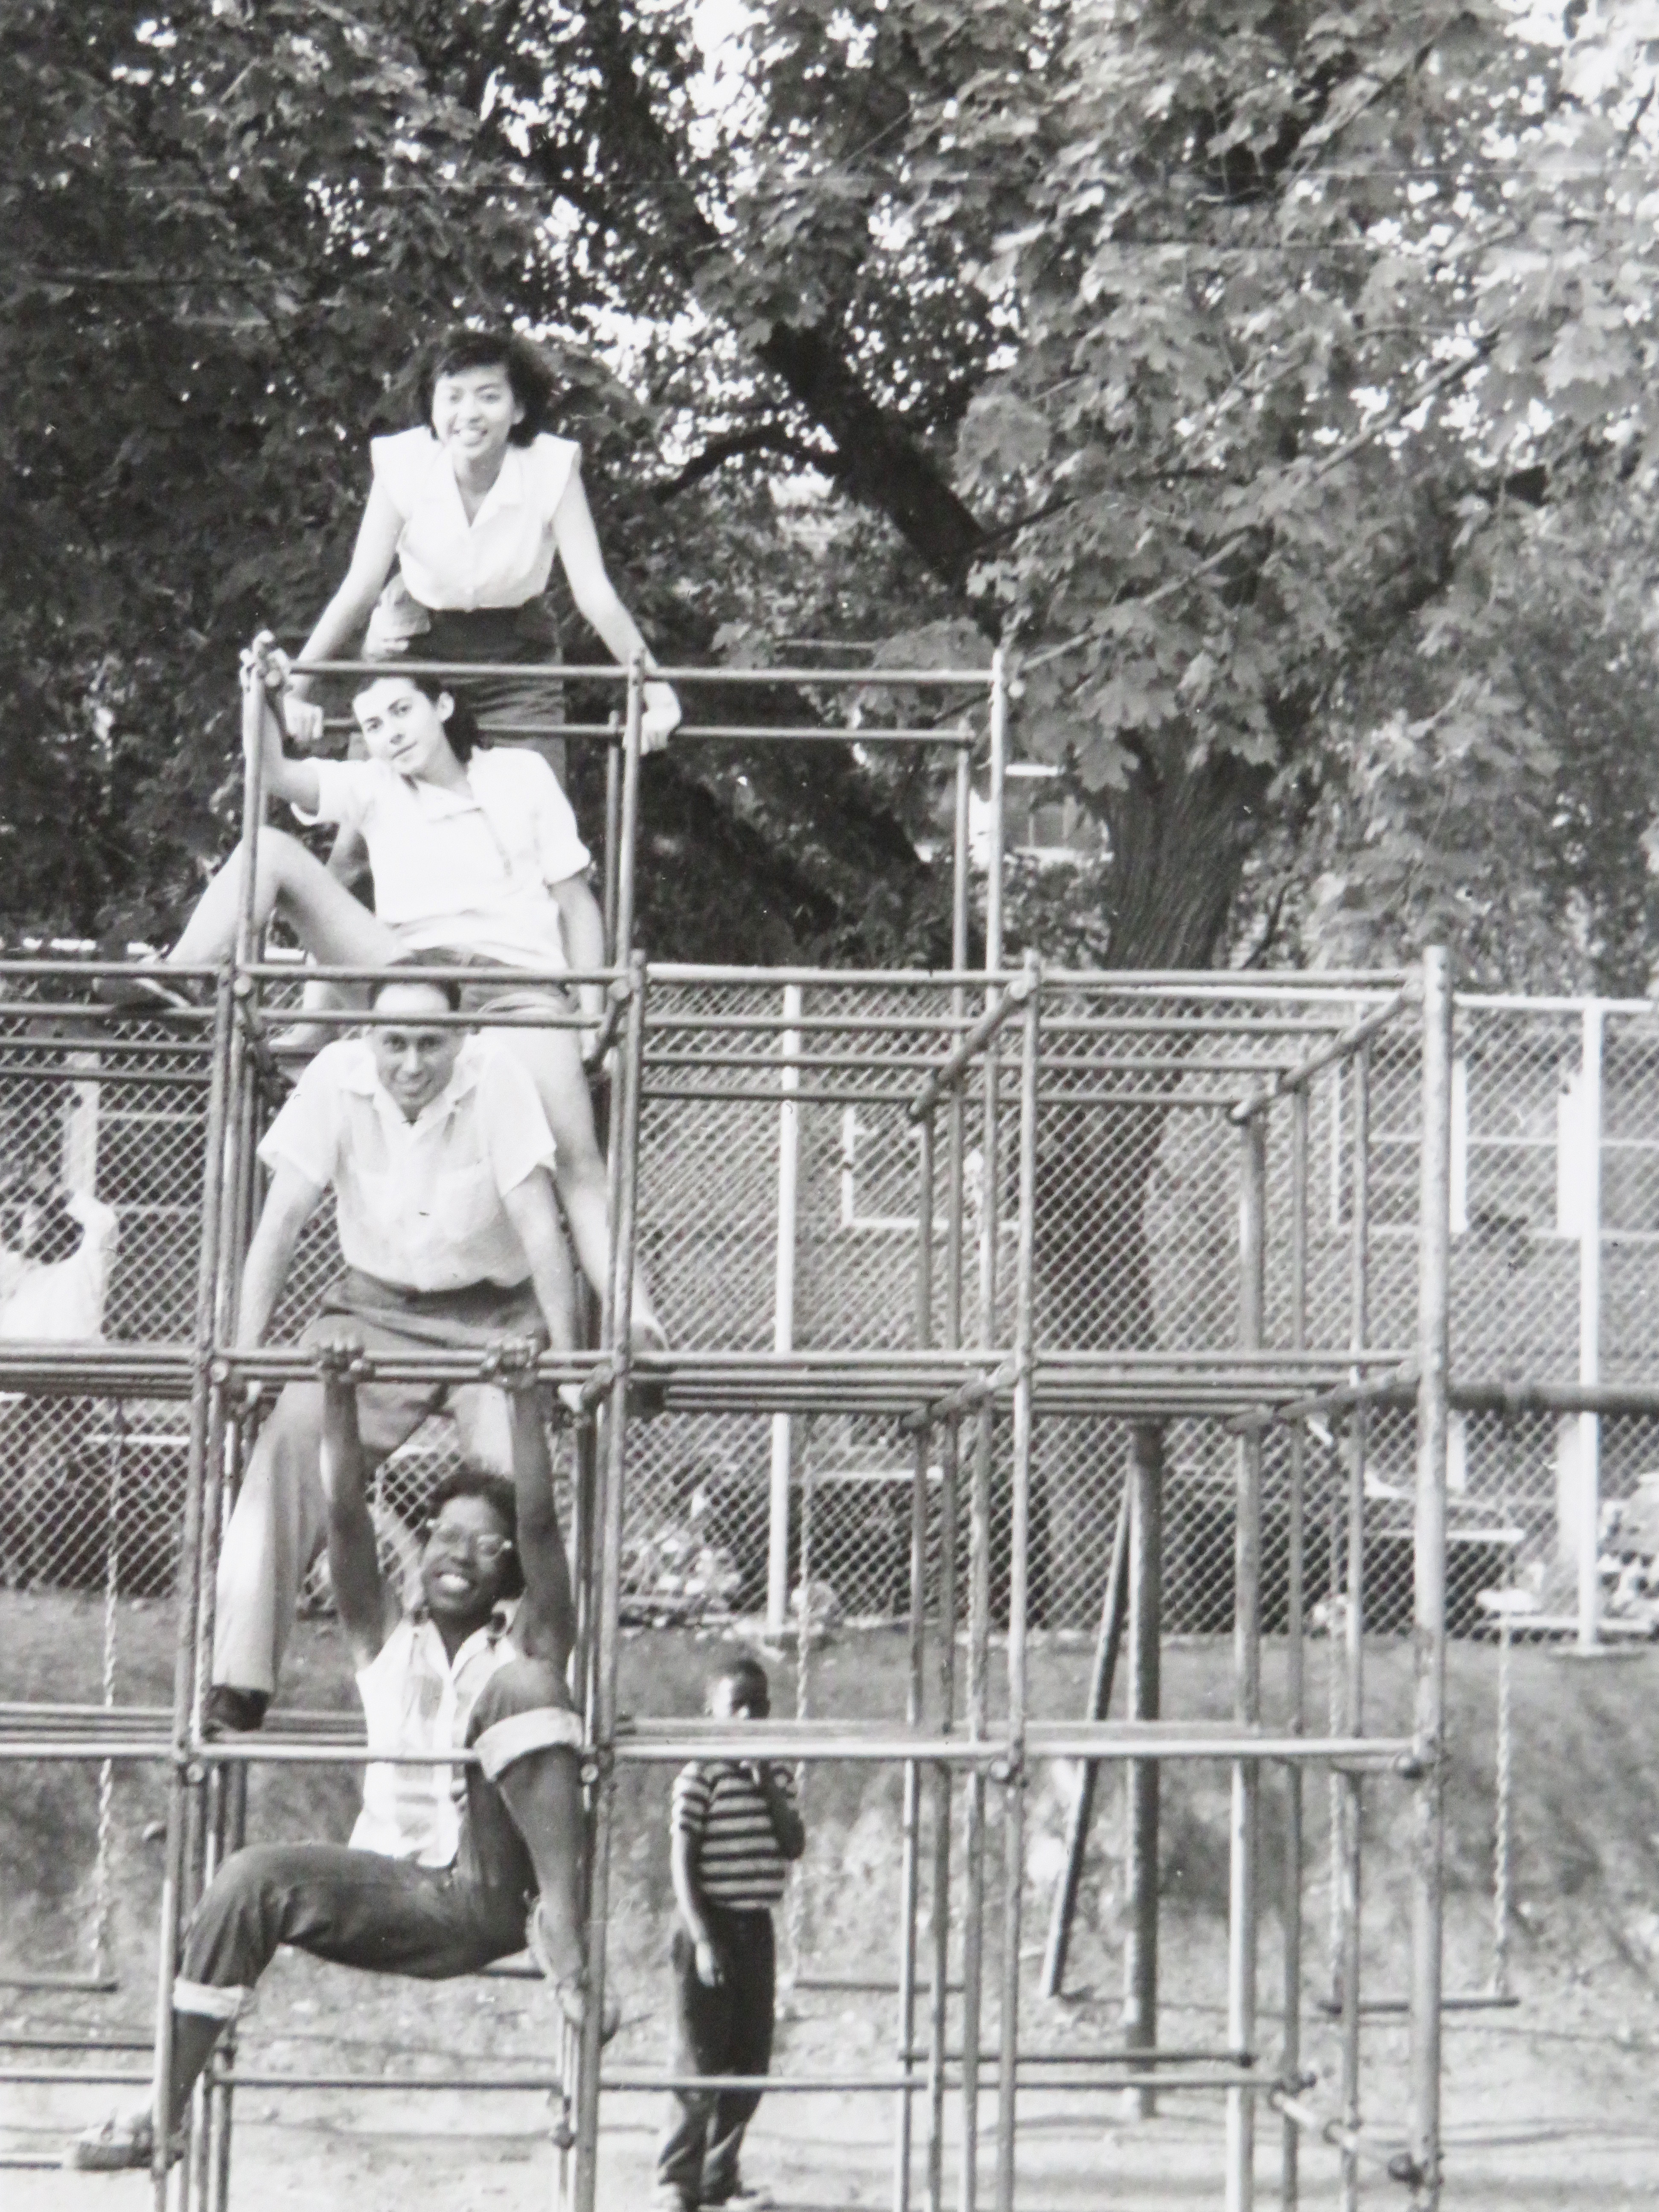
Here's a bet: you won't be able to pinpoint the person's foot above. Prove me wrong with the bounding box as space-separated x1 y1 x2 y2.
268 1021 334 1062
202 1685 269 1737
527 1902 620 2040
705 2189 774 2210
66 2107 183 2171
91 970 205 1018
649 2192 697 2212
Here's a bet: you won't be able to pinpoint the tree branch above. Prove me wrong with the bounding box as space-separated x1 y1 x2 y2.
652 427 843 503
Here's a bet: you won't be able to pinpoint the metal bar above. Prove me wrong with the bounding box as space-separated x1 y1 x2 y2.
291 658 998 687
1339 1042 1371 2212
1408 946 1454 2212
1228 1114 1268 2212
615 656 645 965
1281 1086 1310 2212
1228 993 1412 1122
908 972 1034 1123
992 958 1041 2212
1492 1618 1512 2002
1123 1420 1164 2121
574 956 646 2212
895 1103 936 2212
985 652 1007 975
1039 1482 1131 1997
766 987 803 1635
602 735 622 961
958 958 1002 2212
149 963 234 2212
0 1729 1417 1766
1574 1002 1604 1652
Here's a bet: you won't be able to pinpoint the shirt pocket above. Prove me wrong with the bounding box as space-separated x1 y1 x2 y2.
433 1161 500 1247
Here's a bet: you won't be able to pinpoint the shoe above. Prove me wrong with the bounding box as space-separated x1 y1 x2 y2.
526 1901 620 2041
66 2108 183 2171
649 2192 697 2212
92 971 204 1018
202 1685 269 1737
705 2187 774 2210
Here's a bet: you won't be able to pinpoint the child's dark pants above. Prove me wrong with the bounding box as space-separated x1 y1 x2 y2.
656 1903 775 2206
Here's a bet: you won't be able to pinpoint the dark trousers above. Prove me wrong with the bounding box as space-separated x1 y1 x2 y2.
656 1905 776 2207
180 1656 561 1993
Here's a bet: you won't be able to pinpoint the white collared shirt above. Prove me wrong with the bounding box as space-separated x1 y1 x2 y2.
257 1036 555 1290
297 747 591 970
371 427 581 611
351 1606 522 1865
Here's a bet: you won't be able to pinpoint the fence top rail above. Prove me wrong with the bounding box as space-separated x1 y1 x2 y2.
289 658 997 690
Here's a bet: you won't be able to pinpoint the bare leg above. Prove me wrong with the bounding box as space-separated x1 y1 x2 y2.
493 1025 664 1342
169 828 399 972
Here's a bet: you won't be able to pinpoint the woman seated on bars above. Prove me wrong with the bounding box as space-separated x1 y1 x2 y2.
100 644 663 1347
70 1344 607 2173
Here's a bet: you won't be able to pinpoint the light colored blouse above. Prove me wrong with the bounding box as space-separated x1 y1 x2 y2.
296 746 591 969
370 427 582 611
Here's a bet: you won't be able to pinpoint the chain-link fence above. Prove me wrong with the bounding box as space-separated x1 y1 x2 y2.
2 976 1656 1660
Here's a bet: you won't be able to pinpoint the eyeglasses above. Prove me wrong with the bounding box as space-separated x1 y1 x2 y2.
422 1523 514 1566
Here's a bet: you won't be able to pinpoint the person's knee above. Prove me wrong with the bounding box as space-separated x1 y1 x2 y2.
469 1658 582 1781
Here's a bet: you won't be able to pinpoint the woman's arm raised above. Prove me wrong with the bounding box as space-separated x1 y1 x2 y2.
242 639 325 815
550 466 681 750
283 480 405 743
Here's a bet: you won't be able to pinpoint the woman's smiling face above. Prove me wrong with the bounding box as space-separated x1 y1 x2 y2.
351 678 460 780
430 360 523 467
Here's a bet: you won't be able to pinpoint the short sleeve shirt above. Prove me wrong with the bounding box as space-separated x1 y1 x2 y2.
671 1758 797 1908
0 1192 119 1342
257 1036 555 1290
370 428 581 611
295 748 591 970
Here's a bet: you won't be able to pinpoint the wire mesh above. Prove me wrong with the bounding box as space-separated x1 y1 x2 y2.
0 976 1644 1659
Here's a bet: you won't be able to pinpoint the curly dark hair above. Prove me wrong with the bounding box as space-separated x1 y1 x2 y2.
416 326 558 447
426 1470 524 1599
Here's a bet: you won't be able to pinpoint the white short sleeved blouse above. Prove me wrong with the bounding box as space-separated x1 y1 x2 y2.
370 428 582 612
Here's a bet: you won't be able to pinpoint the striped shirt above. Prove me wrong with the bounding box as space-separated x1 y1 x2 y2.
350 1605 521 1868
672 1758 799 1908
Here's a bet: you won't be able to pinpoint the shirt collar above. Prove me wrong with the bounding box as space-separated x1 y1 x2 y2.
406 1596 519 1675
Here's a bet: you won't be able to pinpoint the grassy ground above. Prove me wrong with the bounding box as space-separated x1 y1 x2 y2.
3 1592 1659 2206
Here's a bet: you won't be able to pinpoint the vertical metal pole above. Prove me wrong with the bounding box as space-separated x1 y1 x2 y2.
1281 1087 1310 2210
1409 947 1452 2212
992 959 1039 2212
768 987 803 1635
614 655 645 966
984 655 1007 976
927 1048 968 2212
960 981 1002 2212
1039 1482 1131 1997
1227 1112 1267 2212
952 749 972 979
1574 1003 1604 1652
1339 1045 1370 2212
896 1110 938 2212
1122 1420 1163 2121
602 727 623 962
233 669 270 972
573 958 646 2212
151 969 235 2210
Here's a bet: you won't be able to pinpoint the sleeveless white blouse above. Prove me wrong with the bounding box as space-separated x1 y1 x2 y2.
370 428 581 611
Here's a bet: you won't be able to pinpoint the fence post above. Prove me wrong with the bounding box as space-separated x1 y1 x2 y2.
767 984 803 1635
1570 1003 1603 1651
985 651 1007 974
1122 1420 1163 2121
1408 945 1453 2211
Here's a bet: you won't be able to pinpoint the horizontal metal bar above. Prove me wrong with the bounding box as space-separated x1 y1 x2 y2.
642 1087 928 1108
291 659 995 688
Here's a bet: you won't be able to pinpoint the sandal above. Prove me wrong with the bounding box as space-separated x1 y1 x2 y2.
527 1903 620 2041
66 2107 183 2172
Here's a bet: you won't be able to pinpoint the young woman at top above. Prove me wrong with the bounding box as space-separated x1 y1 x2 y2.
281 324 681 759
114 649 663 1346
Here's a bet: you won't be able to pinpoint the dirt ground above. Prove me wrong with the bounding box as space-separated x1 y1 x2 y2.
1 1594 1653 2206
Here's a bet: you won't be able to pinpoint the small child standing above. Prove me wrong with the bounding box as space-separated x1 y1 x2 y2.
654 1655 806 2212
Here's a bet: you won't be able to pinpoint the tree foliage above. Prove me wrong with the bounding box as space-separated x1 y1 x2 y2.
6 0 1659 986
